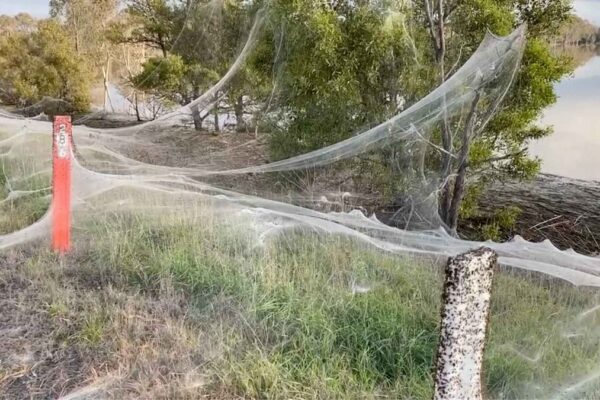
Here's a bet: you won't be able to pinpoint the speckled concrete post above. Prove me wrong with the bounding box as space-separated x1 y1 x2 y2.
433 247 497 400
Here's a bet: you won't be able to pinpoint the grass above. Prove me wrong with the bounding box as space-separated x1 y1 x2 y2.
0 134 51 234
2 205 599 399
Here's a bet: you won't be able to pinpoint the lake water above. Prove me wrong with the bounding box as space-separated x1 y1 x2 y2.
530 47 600 181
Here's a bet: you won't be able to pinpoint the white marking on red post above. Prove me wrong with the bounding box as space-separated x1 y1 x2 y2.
52 116 72 254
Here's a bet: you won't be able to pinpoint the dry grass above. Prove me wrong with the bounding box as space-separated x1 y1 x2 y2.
0 246 219 399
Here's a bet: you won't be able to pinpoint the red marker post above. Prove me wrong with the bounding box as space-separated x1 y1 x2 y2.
52 116 72 254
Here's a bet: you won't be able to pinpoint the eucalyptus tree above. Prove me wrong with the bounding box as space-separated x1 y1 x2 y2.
50 0 122 111
418 0 572 232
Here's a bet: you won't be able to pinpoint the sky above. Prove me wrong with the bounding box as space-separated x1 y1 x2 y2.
0 0 49 18
573 0 600 25
0 0 598 25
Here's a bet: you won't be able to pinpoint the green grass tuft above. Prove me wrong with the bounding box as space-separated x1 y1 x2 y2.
68 215 600 399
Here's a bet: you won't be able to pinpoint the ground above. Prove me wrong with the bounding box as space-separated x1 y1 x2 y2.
1 121 600 399
0 251 90 398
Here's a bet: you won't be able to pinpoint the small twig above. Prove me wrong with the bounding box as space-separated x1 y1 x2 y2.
584 224 600 250
444 44 465 80
539 220 571 231
475 148 528 167
530 215 563 231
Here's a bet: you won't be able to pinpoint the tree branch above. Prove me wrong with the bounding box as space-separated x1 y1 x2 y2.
447 91 481 232
424 0 441 54
473 148 528 167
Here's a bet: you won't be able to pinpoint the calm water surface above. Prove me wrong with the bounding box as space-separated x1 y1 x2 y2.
530 47 600 181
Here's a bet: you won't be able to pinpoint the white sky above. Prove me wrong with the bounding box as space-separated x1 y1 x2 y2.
574 0 600 25
0 0 49 18
0 0 598 26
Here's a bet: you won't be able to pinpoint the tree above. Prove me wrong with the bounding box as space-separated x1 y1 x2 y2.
50 0 121 112
418 0 572 232
132 54 219 128
120 0 176 57
556 15 599 46
265 0 425 160
121 0 259 131
50 0 119 58
0 13 36 36
121 0 219 129
0 19 92 112
260 0 573 234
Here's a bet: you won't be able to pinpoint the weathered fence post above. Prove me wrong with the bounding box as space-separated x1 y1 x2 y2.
433 247 497 400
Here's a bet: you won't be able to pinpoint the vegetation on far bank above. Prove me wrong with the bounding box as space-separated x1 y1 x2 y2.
555 14 600 46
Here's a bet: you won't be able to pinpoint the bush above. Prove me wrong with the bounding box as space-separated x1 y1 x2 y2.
0 20 91 112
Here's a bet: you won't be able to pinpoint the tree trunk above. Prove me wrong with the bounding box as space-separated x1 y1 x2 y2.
74 24 80 55
133 91 142 122
159 33 168 58
444 92 480 232
102 54 112 112
213 94 220 135
424 0 455 227
191 104 203 131
234 94 245 132
439 121 453 224
427 0 454 227
213 110 220 134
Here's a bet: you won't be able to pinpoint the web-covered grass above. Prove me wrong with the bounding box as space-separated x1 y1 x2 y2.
4 209 597 399
0 145 50 234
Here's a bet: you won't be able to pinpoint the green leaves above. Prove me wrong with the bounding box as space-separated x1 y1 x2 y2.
132 54 222 106
262 0 574 227
126 0 176 56
267 0 421 159
133 55 187 93
0 19 91 112
124 0 257 120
